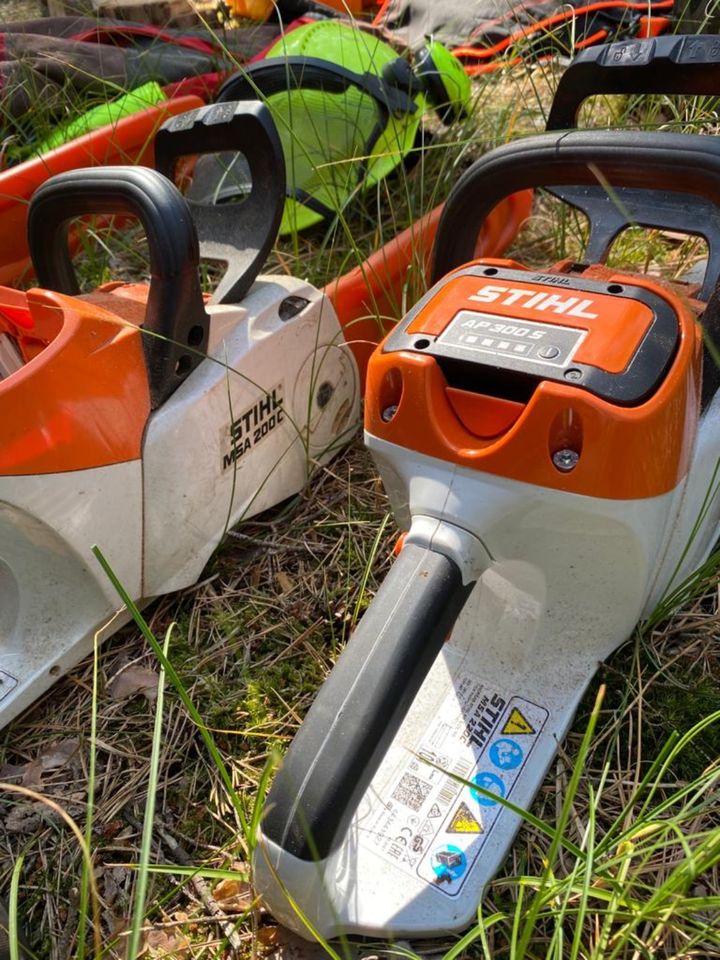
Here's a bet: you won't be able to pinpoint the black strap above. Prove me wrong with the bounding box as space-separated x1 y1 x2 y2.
217 56 418 118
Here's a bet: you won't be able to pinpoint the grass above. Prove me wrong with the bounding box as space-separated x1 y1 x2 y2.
1 4 720 958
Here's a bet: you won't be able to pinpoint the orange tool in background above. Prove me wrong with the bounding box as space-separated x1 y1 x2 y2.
0 95 203 287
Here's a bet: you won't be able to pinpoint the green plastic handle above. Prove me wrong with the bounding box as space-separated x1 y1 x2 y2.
36 81 166 154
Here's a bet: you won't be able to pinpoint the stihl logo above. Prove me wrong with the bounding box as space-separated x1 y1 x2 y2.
469 284 598 319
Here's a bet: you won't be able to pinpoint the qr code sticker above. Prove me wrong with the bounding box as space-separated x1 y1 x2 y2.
391 773 432 812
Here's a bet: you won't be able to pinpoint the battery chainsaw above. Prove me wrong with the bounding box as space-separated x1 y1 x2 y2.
0 81 530 732
253 127 720 938
0 100 364 731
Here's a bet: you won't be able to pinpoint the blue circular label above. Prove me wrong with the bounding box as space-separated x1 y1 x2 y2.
471 771 506 806
430 843 467 883
489 738 524 771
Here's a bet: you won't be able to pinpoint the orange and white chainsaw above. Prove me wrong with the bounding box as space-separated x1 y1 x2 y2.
0 96 527 732
254 128 720 938
0 101 364 728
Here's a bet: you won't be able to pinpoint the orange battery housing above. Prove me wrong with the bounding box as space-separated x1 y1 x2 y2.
366 260 703 500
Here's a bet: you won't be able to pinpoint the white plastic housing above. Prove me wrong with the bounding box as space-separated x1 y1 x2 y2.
255 389 720 938
0 277 359 728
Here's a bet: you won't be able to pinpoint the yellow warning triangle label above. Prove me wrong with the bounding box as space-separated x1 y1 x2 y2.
447 801 483 834
502 708 535 736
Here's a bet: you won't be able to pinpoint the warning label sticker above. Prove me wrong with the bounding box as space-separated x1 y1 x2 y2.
359 677 548 896
503 707 535 736
447 802 482 834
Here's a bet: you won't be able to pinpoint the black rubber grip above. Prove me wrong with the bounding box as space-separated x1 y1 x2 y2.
547 34 720 131
27 166 209 408
262 543 473 861
432 129 720 281
154 100 285 304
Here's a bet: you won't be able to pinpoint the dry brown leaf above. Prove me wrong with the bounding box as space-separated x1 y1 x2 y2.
21 738 79 789
275 571 294 594
259 924 336 959
213 877 254 913
4 802 42 834
257 925 281 947
108 666 159 704
145 927 191 957
0 763 28 781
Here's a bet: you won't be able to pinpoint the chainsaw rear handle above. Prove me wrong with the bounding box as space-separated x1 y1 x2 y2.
432 129 720 281
27 166 209 408
547 34 720 131
262 543 473 861
154 100 285 304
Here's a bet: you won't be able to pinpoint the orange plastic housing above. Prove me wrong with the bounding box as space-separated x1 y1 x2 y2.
406 272 654 374
325 190 533 384
0 288 150 475
365 264 703 500
0 95 204 287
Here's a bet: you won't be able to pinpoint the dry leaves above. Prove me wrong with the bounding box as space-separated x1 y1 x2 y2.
212 877 254 914
0 738 79 790
108 665 159 704
258 924 341 960
275 571 294 595
142 927 191 957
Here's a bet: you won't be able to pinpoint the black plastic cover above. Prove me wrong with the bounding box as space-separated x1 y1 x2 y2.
27 166 209 409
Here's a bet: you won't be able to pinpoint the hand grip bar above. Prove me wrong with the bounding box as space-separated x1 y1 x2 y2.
432 129 720 283
547 34 720 132
545 35 720 303
27 166 208 408
262 543 473 861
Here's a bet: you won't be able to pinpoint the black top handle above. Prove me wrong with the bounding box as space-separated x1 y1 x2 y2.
154 100 285 305
27 165 209 409
545 35 720 303
546 34 720 132
432 128 720 289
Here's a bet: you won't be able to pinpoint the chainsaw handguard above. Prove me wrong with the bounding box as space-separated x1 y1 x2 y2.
433 129 720 281
27 166 209 408
262 542 473 860
547 34 720 131
154 100 285 304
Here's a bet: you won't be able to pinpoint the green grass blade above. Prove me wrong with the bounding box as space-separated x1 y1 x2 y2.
8 853 24 960
92 546 250 839
76 623 102 960
125 622 173 960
